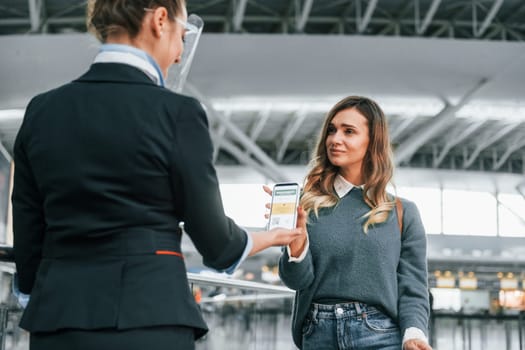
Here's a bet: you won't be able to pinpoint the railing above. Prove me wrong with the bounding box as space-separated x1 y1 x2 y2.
1 245 525 350
431 312 525 350
0 245 298 350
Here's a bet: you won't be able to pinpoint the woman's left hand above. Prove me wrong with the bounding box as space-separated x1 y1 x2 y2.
403 339 432 350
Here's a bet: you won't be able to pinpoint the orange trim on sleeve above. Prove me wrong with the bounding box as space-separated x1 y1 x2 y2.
155 250 184 259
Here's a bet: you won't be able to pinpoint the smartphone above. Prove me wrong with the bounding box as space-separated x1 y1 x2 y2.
267 182 301 230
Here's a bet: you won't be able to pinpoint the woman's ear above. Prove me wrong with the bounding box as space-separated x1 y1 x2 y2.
149 7 169 38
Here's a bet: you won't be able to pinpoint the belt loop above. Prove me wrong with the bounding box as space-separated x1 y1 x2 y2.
354 302 362 314
311 304 319 324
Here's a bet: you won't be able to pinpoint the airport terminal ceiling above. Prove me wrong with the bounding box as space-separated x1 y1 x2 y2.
1 0 525 39
0 0 524 189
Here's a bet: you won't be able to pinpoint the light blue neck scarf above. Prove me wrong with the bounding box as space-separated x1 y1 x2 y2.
98 44 165 87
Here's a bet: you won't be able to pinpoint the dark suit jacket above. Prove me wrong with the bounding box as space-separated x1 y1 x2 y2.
12 63 248 338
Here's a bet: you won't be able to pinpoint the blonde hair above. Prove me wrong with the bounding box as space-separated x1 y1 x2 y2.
301 96 395 233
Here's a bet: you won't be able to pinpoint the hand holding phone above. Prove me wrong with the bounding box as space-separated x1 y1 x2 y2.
267 182 301 230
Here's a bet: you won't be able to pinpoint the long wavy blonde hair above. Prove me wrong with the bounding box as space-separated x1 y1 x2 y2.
301 96 395 233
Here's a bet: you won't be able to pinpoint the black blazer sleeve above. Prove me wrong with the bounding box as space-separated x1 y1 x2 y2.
12 97 46 294
171 97 247 270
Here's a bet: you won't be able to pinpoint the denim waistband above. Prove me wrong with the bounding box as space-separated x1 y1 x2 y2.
309 301 376 319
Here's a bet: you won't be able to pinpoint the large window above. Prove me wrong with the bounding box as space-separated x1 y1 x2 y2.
397 187 442 234
498 193 525 237
218 184 525 237
219 184 268 228
442 190 497 236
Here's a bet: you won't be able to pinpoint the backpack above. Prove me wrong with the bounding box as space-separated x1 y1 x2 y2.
395 198 404 235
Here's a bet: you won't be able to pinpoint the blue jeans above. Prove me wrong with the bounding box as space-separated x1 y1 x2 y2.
301 302 402 350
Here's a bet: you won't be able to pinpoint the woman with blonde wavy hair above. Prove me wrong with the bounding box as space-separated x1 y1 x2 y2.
277 96 432 350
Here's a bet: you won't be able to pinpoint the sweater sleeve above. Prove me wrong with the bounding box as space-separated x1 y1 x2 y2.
278 243 315 291
397 199 430 336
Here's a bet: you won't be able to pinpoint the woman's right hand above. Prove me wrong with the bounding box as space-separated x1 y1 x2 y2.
267 206 307 248
248 186 308 257
287 206 308 258
248 221 304 256
262 185 308 257
403 339 432 350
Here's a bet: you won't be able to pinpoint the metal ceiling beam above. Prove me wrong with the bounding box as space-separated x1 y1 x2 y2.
180 15 525 37
517 180 525 199
249 109 270 141
185 83 289 182
356 0 378 34
247 0 280 17
276 109 307 162
332 0 354 34
433 121 485 167
463 123 516 169
28 0 43 32
0 138 12 162
390 116 415 143
493 192 525 225
431 23 449 37
415 0 441 35
0 19 30 26
295 0 314 32
505 27 524 41
394 78 488 165
484 24 502 40
475 0 504 38
212 110 231 162
232 0 248 32
191 0 228 13
188 16 525 29
504 1 525 22
0 5 28 17
492 131 525 170
219 138 280 181
1 14 523 41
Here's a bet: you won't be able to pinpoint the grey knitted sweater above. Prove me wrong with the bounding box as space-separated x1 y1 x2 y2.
279 187 430 348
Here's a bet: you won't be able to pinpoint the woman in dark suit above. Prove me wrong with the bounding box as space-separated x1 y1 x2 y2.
12 1 306 349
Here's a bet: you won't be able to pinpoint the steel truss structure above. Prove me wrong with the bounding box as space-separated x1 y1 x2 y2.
0 0 524 41
0 1 523 182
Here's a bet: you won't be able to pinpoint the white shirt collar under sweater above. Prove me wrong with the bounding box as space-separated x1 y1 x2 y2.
333 174 363 198
93 51 161 86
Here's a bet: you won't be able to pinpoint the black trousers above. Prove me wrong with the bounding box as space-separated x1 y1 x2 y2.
30 325 195 350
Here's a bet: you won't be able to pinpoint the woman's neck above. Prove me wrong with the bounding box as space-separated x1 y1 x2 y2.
339 168 364 186
105 33 152 56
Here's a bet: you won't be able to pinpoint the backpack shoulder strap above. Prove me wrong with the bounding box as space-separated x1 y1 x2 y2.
395 198 403 235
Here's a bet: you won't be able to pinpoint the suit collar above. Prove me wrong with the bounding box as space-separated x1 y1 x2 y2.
74 63 159 87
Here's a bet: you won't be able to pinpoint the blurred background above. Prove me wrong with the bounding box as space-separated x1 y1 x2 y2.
0 0 524 349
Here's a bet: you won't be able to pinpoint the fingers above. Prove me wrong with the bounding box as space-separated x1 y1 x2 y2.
296 206 307 230
268 227 302 246
262 186 273 220
403 340 432 350
264 202 271 220
262 185 272 196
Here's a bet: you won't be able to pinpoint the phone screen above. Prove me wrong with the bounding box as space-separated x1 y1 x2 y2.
268 183 300 230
